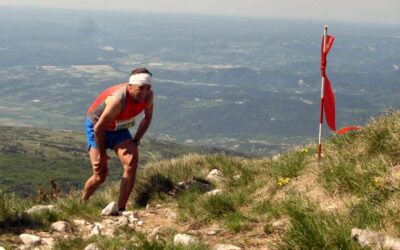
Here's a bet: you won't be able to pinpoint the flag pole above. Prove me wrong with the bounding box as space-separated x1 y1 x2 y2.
318 25 328 161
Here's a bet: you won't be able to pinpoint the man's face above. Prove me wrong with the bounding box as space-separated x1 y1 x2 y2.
128 84 151 102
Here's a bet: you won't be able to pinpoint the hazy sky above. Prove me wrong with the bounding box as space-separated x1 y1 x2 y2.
0 0 399 24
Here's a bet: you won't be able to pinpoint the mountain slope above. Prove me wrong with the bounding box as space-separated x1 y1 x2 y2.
1 111 400 249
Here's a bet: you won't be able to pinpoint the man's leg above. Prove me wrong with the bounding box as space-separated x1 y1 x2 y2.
114 140 138 210
82 147 109 201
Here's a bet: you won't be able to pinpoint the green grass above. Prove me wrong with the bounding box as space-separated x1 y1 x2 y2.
4 111 400 249
279 195 362 250
54 233 208 250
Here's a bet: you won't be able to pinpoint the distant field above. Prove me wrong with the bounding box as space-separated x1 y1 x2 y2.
0 126 241 196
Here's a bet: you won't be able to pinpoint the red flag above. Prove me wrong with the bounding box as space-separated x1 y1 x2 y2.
321 35 336 131
336 126 361 135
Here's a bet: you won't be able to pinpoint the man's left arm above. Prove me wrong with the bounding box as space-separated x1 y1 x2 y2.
133 91 153 144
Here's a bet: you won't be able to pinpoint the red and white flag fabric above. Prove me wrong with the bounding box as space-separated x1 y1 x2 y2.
321 35 336 131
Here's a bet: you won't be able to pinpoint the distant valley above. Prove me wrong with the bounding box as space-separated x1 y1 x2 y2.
0 8 399 155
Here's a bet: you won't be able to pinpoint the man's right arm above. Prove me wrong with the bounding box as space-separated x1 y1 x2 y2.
93 96 121 157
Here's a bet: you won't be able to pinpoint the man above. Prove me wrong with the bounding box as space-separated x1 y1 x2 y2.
82 68 153 211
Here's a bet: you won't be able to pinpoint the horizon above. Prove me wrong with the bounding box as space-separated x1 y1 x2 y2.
0 5 399 29
0 0 399 25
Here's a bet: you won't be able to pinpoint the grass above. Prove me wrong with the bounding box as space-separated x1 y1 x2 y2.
3 111 400 249
279 195 362 250
54 233 208 250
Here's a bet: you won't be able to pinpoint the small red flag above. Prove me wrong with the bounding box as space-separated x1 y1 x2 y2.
321 35 336 131
336 126 361 135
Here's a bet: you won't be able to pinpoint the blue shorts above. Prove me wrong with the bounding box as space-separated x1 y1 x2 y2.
85 117 132 151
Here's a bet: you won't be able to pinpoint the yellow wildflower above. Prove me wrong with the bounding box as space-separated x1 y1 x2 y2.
277 177 290 188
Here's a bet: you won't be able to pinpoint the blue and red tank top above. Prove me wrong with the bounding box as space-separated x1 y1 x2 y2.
87 83 147 131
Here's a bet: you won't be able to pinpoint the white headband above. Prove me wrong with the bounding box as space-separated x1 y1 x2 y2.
128 73 152 85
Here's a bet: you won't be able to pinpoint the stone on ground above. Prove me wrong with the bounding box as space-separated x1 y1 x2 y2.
206 169 224 182
25 205 56 215
84 243 101 250
51 221 72 233
351 228 400 250
205 189 223 197
173 234 199 246
19 234 41 247
101 202 119 216
213 244 242 250
41 237 55 248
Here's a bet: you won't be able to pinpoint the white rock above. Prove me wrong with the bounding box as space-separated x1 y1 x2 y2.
91 224 102 236
205 189 223 197
205 227 220 235
233 175 241 180
137 220 144 226
84 243 101 250
351 228 400 249
41 237 55 247
101 202 119 216
174 234 199 246
213 244 242 250
121 211 135 217
206 169 224 182
51 221 71 233
19 234 41 246
25 205 56 215
128 214 139 223
0 247 5 250
73 219 89 226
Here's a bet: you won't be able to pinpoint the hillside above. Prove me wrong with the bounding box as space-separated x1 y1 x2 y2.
1 111 400 249
0 126 243 196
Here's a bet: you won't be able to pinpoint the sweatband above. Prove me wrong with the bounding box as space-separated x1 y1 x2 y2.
128 73 152 85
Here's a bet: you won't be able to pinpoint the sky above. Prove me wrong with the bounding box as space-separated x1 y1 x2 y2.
0 0 399 24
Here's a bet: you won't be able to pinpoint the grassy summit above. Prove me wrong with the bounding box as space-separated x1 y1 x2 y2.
1 111 400 249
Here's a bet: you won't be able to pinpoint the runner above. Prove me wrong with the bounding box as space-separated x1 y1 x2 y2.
82 68 153 211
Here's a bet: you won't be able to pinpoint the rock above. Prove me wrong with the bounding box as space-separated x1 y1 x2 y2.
233 175 241 180
0 247 5 250
41 237 55 247
205 189 223 197
73 219 89 226
51 221 72 233
206 169 224 182
19 234 41 247
121 211 136 217
137 220 144 226
174 234 199 246
205 227 221 235
213 244 242 250
84 243 101 250
351 228 400 249
91 224 102 236
128 214 139 223
101 202 119 216
25 205 56 215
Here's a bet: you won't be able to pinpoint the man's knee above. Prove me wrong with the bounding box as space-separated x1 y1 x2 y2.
123 163 137 178
93 171 107 184
92 165 108 184
121 153 138 168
